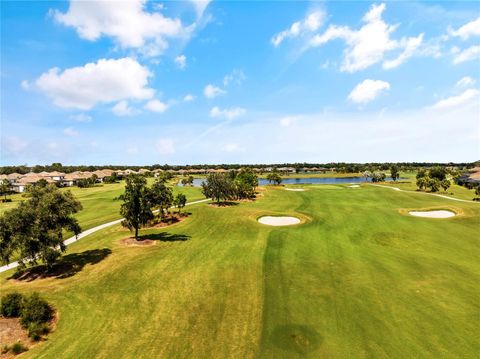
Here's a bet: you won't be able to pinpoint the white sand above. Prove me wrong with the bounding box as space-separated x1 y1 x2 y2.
285 188 306 192
258 216 301 226
348 185 360 188
409 210 456 218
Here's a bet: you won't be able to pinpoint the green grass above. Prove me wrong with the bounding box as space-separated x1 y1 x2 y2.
1 185 479 358
0 180 204 231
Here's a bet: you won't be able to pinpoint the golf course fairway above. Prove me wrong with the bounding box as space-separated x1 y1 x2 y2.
0 185 478 358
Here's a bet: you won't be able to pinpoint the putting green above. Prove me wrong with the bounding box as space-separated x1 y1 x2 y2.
0 185 478 358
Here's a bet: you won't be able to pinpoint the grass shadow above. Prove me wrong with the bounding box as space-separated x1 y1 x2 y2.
9 248 112 282
270 324 322 355
136 232 191 242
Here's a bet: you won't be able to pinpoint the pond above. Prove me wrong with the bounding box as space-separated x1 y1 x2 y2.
178 176 402 187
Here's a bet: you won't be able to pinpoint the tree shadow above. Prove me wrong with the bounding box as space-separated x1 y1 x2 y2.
210 201 239 207
136 232 191 242
9 248 112 282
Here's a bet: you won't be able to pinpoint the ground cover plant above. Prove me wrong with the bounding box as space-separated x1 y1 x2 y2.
0 185 478 358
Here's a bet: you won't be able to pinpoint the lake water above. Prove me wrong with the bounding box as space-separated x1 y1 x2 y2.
179 177 401 187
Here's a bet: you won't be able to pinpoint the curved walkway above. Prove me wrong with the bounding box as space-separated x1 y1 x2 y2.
0 198 210 274
369 184 478 204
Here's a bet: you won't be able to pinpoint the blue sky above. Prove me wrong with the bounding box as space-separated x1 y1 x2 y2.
1 0 479 165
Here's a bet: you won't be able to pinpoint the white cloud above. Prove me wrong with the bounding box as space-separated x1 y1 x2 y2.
309 3 423 72
456 76 476 88
63 127 79 136
112 100 136 116
272 10 325 47
183 94 196 102
452 45 480 64
348 79 390 104
144 99 168 113
156 139 175 155
174 55 187 69
209 106 246 119
223 69 246 86
2 136 28 155
383 34 424 69
224 143 244 153
279 116 299 127
69 113 92 122
21 80 31 90
428 88 479 110
190 0 212 18
204 84 226 98
36 57 154 110
449 16 480 40
47 142 59 150
52 0 187 57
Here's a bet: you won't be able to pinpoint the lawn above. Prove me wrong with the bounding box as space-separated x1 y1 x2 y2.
0 180 204 231
0 185 479 358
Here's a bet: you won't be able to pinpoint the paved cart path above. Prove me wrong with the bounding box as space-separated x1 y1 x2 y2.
0 198 210 273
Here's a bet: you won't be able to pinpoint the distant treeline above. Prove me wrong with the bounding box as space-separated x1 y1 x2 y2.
0 161 478 175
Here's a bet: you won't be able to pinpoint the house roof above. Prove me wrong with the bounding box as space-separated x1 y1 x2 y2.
7 173 22 180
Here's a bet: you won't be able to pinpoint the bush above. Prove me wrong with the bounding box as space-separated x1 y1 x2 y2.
27 321 50 341
0 292 25 318
1 344 10 354
11 341 28 355
20 293 54 328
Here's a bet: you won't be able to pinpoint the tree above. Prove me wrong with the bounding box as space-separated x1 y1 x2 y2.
475 186 480 198
441 179 451 192
0 179 10 201
201 173 236 204
120 175 153 240
266 172 282 185
429 166 447 181
390 165 400 181
427 178 440 192
235 168 258 199
149 178 173 220
371 172 386 183
173 193 187 214
416 169 427 180
363 171 372 182
416 176 429 191
0 184 82 269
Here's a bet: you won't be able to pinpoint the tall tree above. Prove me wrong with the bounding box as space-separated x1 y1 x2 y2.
149 179 173 220
0 184 82 269
266 172 282 185
173 193 187 214
120 175 153 240
0 179 10 201
235 168 258 199
201 173 236 204
390 165 400 181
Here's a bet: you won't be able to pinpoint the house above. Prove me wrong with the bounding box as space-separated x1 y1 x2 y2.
7 172 23 181
63 171 93 186
44 171 65 181
11 175 55 193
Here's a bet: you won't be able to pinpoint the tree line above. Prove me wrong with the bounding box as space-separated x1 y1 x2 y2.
1 161 478 175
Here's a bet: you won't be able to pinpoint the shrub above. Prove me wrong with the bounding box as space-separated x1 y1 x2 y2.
27 321 50 341
1 344 10 354
20 292 54 328
11 341 27 355
0 292 25 318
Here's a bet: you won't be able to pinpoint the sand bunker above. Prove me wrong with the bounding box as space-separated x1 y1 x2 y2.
348 185 360 188
285 188 306 192
409 210 456 218
258 216 301 226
